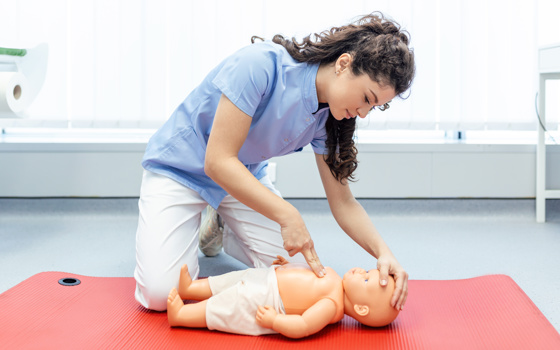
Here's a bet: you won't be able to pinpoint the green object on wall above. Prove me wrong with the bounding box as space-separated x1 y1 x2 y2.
0 47 27 56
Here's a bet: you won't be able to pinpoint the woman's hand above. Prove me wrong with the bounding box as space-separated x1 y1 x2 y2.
377 254 408 310
280 213 326 278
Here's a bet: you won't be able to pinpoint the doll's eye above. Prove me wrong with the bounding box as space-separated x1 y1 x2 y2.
364 279 369 283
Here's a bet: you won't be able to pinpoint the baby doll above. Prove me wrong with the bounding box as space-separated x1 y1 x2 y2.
167 256 399 338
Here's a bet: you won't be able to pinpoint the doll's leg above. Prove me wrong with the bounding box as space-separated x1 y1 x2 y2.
167 288 208 328
178 264 212 301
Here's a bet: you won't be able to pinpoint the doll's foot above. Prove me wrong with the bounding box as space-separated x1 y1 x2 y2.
167 288 184 327
178 264 192 299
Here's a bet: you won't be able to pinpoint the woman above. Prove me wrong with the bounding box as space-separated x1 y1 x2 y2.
134 12 415 312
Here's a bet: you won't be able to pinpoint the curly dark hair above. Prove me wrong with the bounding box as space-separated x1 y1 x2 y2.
253 12 415 182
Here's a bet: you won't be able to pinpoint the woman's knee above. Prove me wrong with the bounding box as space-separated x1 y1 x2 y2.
135 261 200 311
135 274 175 311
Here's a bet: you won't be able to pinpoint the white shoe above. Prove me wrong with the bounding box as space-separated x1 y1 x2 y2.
199 206 223 257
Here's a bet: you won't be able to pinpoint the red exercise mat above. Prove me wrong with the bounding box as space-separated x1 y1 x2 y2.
0 272 558 349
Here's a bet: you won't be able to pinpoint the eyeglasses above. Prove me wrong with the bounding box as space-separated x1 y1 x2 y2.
371 101 391 112
379 102 390 111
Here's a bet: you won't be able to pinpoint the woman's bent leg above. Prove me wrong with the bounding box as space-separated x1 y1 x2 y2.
218 174 306 268
134 170 207 311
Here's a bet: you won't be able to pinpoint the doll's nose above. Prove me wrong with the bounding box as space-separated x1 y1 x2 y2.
350 267 365 274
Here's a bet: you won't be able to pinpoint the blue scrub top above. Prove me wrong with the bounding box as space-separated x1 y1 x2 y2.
142 41 331 209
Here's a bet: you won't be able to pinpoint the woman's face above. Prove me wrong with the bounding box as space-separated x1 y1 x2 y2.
325 54 396 121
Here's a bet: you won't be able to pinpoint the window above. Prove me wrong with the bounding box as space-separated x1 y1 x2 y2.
1 0 558 132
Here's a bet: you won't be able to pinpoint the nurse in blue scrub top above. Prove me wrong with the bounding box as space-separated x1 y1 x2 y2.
134 11 415 312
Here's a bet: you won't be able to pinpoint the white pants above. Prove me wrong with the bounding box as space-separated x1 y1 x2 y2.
134 170 304 311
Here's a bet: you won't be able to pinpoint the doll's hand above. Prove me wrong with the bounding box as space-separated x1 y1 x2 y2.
256 305 277 329
377 254 408 311
272 255 289 266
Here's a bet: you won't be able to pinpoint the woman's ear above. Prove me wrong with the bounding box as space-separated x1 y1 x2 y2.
336 53 353 74
353 304 370 316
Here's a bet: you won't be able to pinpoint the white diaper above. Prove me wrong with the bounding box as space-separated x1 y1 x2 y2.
206 266 284 335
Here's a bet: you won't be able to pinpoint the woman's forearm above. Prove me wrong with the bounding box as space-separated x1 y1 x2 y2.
331 198 392 259
205 154 298 226
204 94 299 226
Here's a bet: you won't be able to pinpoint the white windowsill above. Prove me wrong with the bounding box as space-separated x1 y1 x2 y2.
0 128 558 153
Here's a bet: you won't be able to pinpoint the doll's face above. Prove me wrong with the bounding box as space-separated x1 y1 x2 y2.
342 268 400 327
343 268 386 304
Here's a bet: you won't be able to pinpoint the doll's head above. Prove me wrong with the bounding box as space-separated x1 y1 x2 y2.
342 268 400 327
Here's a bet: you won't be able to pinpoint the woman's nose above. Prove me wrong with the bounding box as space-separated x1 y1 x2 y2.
356 108 368 119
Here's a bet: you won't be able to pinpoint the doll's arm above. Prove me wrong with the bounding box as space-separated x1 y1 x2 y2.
272 255 289 266
256 298 337 339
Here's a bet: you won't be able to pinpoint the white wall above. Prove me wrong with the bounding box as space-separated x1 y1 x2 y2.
275 143 560 198
1 141 558 198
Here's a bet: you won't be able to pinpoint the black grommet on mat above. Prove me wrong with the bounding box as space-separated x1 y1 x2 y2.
58 278 81 286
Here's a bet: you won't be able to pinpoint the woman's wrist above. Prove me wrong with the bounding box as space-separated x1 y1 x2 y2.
370 240 393 260
274 201 301 227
